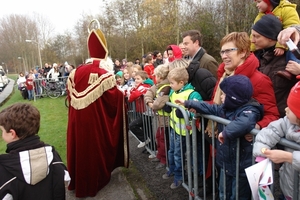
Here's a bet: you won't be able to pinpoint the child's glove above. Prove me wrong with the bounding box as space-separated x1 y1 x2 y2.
162 105 172 113
175 108 184 118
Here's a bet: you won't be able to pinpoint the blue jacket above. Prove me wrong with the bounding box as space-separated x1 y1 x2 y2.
184 98 263 176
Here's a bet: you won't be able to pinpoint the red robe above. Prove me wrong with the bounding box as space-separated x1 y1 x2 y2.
66 59 129 197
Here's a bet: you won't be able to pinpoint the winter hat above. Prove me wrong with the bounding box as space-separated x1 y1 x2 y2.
263 0 280 8
252 14 282 40
219 75 253 110
287 79 300 119
116 71 123 77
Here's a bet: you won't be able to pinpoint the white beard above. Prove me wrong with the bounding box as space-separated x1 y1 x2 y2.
100 57 114 74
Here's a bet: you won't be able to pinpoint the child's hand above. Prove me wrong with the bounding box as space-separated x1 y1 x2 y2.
175 99 185 106
188 108 197 114
218 132 224 144
262 149 293 164
148 102 153 108
274 47 284 56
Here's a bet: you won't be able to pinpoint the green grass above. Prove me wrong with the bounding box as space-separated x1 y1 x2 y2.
0 74 68 164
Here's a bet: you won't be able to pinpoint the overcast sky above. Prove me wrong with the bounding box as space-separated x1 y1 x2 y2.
0 0 106 34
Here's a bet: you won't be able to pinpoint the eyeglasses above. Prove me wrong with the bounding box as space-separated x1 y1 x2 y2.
219 48 238 56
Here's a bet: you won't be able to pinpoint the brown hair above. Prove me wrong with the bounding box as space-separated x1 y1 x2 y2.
168 67 189 84
145 55 153 63
181 30 203 46
220 32 251 58
135 71 148 80
0 103 40 139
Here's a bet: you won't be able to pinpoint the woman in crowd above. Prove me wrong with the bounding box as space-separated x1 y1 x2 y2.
209 31 279 199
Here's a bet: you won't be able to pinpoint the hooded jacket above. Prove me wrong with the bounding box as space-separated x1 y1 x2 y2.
251 0 300 51
214 53 279 128
253 117 300 199
187 48 217 101
184 98 264 176
166 45 182 62
0 135 70 200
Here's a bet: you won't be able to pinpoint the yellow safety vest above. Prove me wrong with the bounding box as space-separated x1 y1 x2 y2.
169 89 193 136
156 84 170 117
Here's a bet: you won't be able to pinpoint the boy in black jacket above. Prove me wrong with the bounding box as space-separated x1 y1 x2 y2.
0 103 70 200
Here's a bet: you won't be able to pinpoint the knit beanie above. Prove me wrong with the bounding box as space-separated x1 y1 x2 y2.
252 14 282 40
219 75 253 110
264 0 280 8
287 80 300 119
116 71 123 77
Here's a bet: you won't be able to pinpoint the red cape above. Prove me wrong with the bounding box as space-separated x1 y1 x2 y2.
66 59 129 197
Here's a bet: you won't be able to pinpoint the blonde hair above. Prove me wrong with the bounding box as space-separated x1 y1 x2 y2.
133 64 143 71
154 64 169 80
168 67 188 84
168 58 189 71
135 71 148 80
124 62 134 79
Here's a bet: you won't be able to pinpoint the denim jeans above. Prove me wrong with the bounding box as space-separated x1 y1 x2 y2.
27 89 34 100
168 128 186 181
218 168 251 200
286 50 300 63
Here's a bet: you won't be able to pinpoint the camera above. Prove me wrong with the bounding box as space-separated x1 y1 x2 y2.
286 39 300 60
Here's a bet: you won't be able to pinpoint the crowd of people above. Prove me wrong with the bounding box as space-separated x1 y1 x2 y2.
1 0 300 199
16 62 75 100
115 1 300 198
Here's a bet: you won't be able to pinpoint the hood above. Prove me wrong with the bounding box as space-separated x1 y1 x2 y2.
0 145 54 185
144 78 154 86
167 45 182 62
170 82 194 95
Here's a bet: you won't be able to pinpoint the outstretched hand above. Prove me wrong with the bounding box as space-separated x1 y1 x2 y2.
175 99 185 106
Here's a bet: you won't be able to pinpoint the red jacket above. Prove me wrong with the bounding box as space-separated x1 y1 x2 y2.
128 83 151 112
144 64 156 84
25 78 34 90
213 53 279 128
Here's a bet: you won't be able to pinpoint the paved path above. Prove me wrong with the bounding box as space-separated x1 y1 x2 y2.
0 78 15 106
0 79 148 200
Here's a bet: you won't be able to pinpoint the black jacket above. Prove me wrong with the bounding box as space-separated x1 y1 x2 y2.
0 135 70 200
187 48 218 101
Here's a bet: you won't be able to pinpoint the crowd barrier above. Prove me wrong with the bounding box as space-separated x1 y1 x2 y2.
19 76 68 100
127 96 300 200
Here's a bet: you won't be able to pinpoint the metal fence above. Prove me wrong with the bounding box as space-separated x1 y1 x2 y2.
127 96 300 200
19 76 68 100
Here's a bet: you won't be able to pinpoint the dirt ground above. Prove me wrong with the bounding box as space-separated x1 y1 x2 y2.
127 134 189 200
127 133 282 200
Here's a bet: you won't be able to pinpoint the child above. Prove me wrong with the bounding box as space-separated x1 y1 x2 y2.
25 73 34 101
132 64 154 86
144 64 171 170
143 55 156 84
251 0 299 55
0 103 70 199
253 78 300 200
128 71 152 148
176 75 263 199
162 67 202 189
115 71 124 86
123 63 135 89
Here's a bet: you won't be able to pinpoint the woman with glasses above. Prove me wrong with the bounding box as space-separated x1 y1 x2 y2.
211 31 280 200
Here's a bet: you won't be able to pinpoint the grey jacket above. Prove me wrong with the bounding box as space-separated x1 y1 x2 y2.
253 117 300 198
